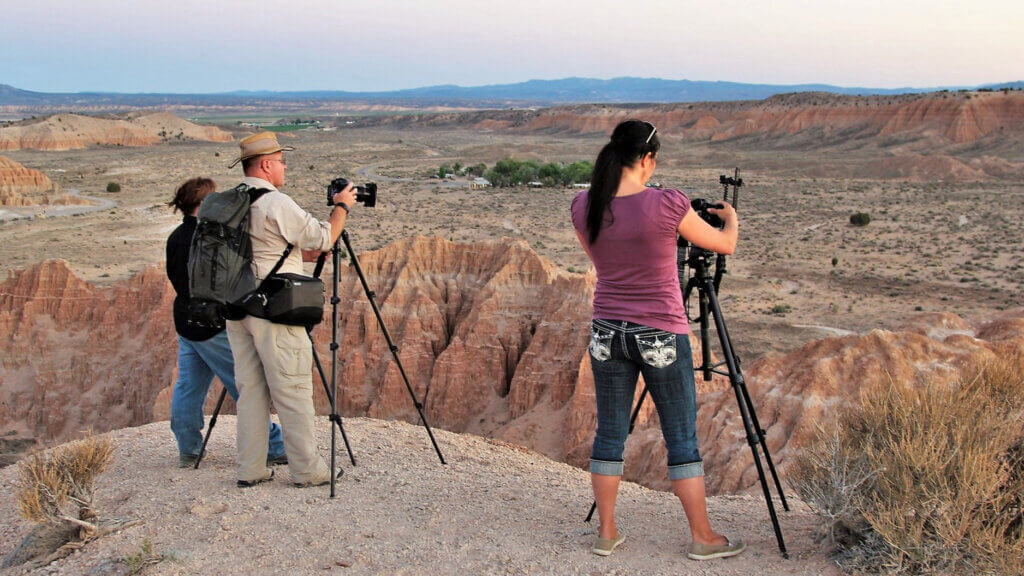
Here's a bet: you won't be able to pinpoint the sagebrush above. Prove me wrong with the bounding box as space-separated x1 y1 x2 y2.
792 352 1024 575
16 433 115 531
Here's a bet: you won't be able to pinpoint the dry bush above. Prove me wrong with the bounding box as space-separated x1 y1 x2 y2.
792 352 1024 575
15 434 114 532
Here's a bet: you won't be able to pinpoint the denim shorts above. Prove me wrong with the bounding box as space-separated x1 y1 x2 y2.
588 319 703 480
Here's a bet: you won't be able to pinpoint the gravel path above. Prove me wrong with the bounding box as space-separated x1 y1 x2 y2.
0 418 840 575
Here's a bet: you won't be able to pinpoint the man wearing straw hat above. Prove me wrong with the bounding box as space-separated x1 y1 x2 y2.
226 131 356 488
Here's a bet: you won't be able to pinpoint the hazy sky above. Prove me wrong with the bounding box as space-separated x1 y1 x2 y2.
3 0 1021 93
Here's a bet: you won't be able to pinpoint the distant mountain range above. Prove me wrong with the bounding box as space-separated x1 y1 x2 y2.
2 77 1022 110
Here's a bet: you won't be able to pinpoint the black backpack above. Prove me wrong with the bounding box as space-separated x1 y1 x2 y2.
186 184 276 330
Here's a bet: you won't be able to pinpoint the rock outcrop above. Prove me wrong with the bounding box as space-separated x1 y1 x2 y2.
0 112 232 151
121 111 234 144
0 259 177 448
0 156 53 206
2 240 1022 497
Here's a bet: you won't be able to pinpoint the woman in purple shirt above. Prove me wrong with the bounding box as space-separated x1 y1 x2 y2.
571 120 743 560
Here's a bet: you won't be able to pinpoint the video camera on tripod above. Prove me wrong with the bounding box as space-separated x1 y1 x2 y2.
688 169 744 230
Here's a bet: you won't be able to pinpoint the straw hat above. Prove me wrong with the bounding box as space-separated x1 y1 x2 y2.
228 131 295 168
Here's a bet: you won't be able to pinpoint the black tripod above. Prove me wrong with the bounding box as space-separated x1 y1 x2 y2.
679 238 790 558
337 229 447 469
195 231 446 498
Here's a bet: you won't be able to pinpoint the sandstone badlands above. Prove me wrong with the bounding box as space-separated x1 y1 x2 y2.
0 155 54 206
0 112 232 152
3 244 1020 495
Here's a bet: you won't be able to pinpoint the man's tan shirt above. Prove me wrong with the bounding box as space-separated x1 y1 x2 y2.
242 176 332 279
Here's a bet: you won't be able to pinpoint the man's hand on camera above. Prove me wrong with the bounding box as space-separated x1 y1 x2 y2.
331 182 357 211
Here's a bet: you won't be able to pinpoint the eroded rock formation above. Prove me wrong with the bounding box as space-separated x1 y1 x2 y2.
524 91 1024 147
0 156 53 206
0 259 177 448
0 112 232 151
2 239 1021 496
348 91 1024 181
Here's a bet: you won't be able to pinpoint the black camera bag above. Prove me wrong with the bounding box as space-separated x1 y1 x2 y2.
259 272 325 328
239 243 325 329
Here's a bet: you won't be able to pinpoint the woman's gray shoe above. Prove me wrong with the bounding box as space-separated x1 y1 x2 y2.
592 531 626 556
687 536 746 560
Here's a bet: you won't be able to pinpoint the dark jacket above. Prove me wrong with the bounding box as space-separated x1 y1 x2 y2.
166 215 221 342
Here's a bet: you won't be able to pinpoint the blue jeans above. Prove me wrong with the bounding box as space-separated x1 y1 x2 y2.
588 319 703 480
171 332 285 459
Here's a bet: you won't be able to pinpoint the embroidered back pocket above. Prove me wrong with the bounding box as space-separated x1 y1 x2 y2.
589 324 614 361
635 333 677 368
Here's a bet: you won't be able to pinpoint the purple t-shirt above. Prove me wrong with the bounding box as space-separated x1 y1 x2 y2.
571 188 691 334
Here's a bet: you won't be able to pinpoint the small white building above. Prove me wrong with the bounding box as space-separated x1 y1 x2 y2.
471 177 491 189
527 181 544 188
573 183 590 189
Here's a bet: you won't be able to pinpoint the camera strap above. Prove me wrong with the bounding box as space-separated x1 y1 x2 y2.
312 251 328 279
255 244 294 293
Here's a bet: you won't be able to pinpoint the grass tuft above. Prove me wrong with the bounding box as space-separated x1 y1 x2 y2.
791 352 1024 575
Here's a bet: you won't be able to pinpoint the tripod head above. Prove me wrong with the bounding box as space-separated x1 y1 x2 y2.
678 168 745 322
719 167 742 210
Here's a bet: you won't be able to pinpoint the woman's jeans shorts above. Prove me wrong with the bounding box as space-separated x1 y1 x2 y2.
588 319 703 481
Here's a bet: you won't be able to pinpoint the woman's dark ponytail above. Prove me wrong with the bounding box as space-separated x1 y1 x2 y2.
585 119 660 244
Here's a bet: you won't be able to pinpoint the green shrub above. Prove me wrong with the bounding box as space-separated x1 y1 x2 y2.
791 354 1024 575
849 212 871 226
106 182 121 193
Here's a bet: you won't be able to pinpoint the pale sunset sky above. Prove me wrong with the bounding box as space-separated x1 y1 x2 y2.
2 0 1021 92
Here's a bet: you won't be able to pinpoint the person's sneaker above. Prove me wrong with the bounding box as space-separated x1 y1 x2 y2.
592 530 626 556
293 468 344 488
178 453 200 469
687 536 746 561
266 454 288 466
236 469 274 488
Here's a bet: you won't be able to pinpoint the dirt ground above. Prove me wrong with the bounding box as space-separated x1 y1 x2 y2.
0 419 841 576
1 127 1020 360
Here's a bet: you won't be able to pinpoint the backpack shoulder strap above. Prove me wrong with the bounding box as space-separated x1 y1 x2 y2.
248 187 273 204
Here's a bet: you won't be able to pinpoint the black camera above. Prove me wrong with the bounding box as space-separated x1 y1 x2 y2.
327 177 377 208
690 198 725 229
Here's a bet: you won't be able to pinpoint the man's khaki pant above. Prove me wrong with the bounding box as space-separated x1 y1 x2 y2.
226 316 330 484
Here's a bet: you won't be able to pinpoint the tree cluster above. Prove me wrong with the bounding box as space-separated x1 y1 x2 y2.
483 158 593 188
438 161 487 178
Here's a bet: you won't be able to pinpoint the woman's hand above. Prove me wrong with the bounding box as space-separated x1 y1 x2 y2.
677 200 739 255
706 201 736 226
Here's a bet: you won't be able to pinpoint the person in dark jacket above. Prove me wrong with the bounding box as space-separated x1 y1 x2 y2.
166 177 286 468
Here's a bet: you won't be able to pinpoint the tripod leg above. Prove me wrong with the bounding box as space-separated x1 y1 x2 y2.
585 386 650 522
703 276 789 558
341 230 446 465
309 333 356 466
194 386 228 469
718 327 790 512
